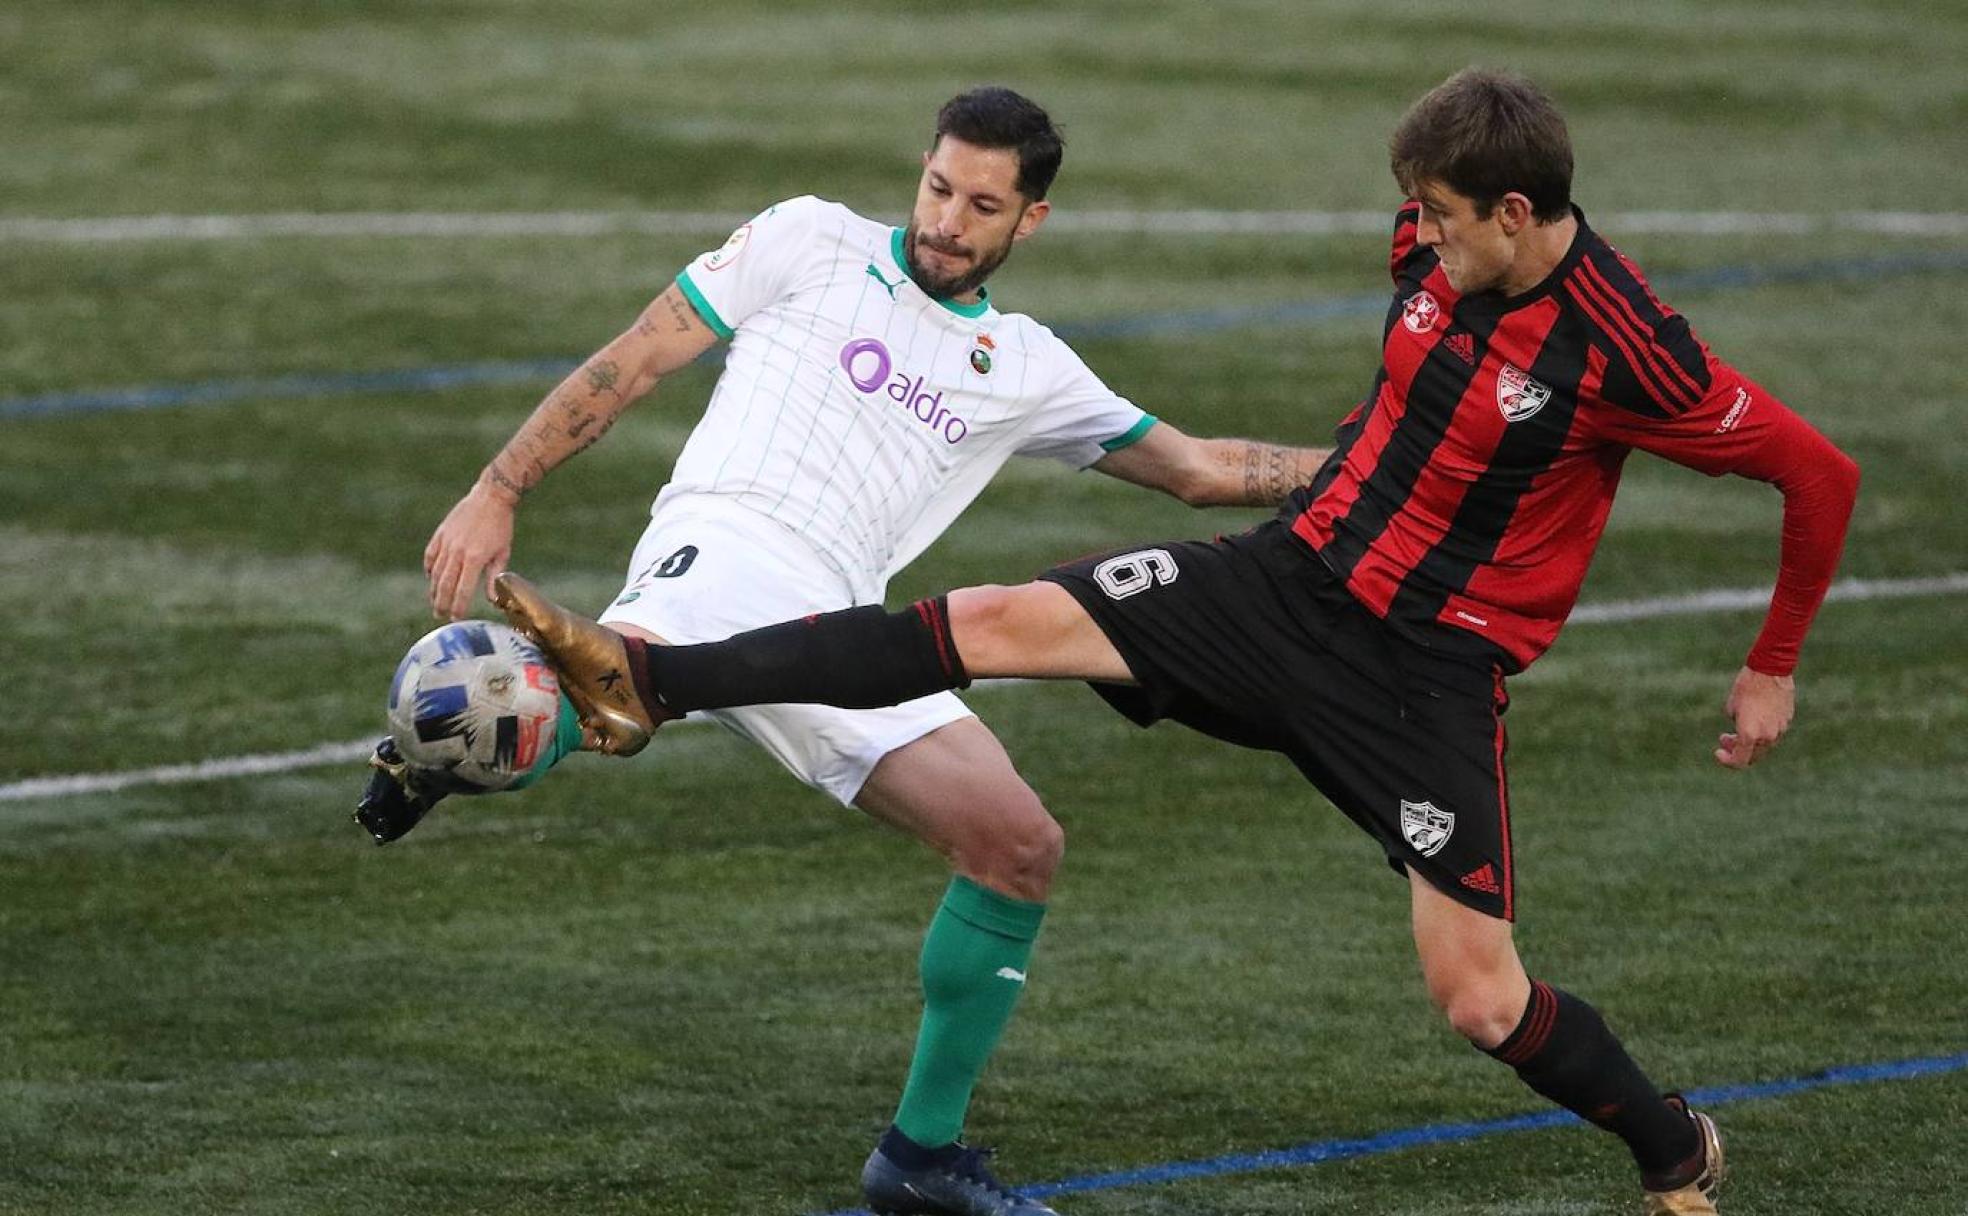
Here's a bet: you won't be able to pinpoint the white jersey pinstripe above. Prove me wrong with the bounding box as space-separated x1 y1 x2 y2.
659 195 1153 603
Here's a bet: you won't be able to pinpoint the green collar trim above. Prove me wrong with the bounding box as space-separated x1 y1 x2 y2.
890 228 991 319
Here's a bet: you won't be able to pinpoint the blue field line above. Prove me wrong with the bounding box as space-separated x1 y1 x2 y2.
807 1050 1968 1215
7 251 1968 422
0 357 583 420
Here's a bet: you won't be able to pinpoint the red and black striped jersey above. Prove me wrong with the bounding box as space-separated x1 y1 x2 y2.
1288 203 1858 674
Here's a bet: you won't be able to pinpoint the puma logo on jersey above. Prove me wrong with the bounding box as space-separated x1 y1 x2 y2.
866 263 904 299
995 967 1027 984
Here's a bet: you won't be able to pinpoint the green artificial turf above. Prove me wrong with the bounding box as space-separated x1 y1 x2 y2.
4 2 1965 1212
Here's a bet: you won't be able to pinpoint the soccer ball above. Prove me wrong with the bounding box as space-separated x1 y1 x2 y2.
386 621 563 794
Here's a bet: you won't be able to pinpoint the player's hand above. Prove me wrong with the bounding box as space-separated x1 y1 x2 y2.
423 481 518 620
1714 666 1795 770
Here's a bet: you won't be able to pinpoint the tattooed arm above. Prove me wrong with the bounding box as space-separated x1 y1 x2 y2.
1092 420 1330 508
424 281 718 619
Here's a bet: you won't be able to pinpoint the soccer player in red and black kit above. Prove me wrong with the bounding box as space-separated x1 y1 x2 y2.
495 70 1859 1214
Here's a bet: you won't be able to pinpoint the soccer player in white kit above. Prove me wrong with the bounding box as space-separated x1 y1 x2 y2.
416 88 1326 1216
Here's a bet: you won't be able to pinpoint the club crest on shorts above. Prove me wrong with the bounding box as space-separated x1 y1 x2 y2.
1496 362 1552 422
1400 799 1455 857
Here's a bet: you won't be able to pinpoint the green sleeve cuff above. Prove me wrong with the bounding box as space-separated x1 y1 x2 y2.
676 269 734 340
1099 413 1159 453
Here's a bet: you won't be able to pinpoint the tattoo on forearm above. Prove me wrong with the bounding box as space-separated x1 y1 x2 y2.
544 386 596 440
494 351 643 497
485 463 527 499
569 412 616 453
1239 442 1311 504
565 406 598 439
584 358 622 397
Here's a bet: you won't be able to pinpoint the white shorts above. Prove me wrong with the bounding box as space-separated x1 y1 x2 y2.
596 499 973 806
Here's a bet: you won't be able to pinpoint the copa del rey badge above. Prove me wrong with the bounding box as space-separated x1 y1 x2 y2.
1496 361 1552 422
1400 799 1455 857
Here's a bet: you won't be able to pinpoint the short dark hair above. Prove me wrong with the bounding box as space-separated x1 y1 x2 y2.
1389 69 1573 222
933 86 1065 202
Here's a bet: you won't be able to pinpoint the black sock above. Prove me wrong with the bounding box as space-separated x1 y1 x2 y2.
1485 980 1700 1181
626 596 969 713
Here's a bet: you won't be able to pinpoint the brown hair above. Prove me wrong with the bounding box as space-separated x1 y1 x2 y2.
1389 69 1573 222
935 86 1065 201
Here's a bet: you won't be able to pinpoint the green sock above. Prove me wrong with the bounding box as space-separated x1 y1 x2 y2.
892 876 1047 1148
506 695 585 791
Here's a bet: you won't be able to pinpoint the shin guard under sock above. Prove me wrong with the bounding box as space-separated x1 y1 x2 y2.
627 596 968 713
1486 980 1701 1179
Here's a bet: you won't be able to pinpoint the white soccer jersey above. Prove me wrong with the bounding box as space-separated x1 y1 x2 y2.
659 195 1154 602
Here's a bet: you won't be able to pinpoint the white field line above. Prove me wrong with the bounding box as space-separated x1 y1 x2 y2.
1568 571 1968 624
5 571 1965 803
3 210 1967 244
0 738 377 803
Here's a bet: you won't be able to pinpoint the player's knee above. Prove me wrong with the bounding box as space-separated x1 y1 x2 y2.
1429 976 1522 1049
947 584 1022 650
947 582 1069 668
954 803 1064 902
1017 810 1066 877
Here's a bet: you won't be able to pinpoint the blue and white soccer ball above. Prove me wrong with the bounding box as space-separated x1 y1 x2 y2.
386 621 563 794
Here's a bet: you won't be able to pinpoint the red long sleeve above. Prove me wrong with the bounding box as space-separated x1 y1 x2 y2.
1726 406 1861 675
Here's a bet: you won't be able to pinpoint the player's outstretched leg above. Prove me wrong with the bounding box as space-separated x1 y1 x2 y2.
1409 875 1724 1212
493 570 970 728
491 571 676 755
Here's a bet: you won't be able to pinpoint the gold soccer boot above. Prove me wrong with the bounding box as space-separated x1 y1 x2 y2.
490 571 669 756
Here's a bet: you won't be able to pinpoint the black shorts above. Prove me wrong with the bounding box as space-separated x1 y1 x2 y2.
1041 520 1519 919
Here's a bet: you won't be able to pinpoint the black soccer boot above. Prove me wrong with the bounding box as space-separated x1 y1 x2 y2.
352 737 451 844
861 1128 1061 1216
